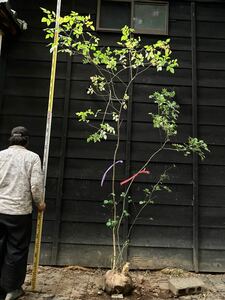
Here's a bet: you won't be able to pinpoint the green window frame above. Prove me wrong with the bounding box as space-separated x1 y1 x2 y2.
96 0 169 35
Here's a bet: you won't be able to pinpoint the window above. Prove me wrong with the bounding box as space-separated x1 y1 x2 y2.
97 0 169 35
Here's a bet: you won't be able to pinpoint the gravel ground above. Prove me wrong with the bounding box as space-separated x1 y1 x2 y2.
20 266 225 300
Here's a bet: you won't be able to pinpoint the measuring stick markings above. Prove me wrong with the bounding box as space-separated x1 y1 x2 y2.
31 0 62 291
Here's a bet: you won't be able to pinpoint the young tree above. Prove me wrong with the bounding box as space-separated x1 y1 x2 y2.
42 9 209 295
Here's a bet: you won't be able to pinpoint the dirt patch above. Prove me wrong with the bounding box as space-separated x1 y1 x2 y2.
21 266 225 299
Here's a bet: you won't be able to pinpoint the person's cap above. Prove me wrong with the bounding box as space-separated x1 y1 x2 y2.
11 126 29 137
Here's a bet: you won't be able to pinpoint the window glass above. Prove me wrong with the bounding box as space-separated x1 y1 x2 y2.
97 0 169 35
99 1 131 30
134 2 168 34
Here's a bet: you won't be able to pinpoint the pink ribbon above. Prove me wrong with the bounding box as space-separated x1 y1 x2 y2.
120 168 150 186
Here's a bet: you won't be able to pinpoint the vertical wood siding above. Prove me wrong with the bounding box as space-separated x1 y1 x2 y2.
0 0 225 272
196 2 225 272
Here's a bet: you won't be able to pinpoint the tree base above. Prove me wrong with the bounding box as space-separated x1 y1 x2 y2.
103 269 134 295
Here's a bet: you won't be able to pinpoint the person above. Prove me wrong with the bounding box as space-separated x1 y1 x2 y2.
0 126 46 300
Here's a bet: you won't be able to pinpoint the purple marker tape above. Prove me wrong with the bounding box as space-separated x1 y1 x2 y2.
101 160 123 187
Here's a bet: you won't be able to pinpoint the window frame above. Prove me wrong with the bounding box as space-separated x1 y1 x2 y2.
96 0 169 35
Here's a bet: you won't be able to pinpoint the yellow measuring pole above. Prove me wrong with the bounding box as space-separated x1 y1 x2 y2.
31 0 62 291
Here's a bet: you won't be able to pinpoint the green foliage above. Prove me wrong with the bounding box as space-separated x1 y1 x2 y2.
88 75 107 94
173 137 210 160
149 89 179 137
87 123 115 143
42 8 180 143
112 112 119 122
139 171 171 205
41 8 98 56
102 199 114 207
41 7 55 26
41 9 178 73
123 210 129 217
76 109 94 123
106 218 118 229
144 39 178 73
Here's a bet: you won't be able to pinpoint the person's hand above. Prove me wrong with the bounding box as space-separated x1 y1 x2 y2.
37 202 46 212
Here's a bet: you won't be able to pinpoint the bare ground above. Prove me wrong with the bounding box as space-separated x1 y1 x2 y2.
20 265 225 300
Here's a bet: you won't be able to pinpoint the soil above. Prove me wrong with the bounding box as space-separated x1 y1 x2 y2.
21 265 225 300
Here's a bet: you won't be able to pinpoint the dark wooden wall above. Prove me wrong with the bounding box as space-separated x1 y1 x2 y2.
0 0 225 272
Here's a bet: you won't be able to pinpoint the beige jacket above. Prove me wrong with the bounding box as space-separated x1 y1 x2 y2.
0 145 44 215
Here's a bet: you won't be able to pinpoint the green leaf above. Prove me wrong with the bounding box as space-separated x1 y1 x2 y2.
76 109 94 123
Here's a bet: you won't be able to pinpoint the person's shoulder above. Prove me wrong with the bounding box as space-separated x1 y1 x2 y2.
24 148 41 162
0 148 10 156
